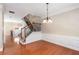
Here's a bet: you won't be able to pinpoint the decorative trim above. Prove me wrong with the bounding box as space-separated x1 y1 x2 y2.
43 34 79 51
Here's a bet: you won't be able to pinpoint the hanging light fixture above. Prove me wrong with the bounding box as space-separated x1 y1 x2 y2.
43 3 52 23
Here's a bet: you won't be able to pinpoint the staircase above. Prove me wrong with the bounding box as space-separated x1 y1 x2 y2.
23 16 33 31
20 16 34 44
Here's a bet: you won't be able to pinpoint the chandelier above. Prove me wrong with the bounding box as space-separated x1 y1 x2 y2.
43 3 52 23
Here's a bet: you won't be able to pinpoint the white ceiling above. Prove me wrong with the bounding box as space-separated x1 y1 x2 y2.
4 3 79 19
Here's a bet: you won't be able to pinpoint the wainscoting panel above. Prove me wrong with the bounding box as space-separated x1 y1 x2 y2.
43 34 79 51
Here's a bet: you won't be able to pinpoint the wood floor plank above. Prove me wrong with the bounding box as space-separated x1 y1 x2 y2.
1 37 79 55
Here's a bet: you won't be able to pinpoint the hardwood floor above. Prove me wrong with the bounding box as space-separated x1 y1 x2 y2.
1 38 79 55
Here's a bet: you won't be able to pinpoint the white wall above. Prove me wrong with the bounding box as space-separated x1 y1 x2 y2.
42 8 79 37
42 8 79 51
0 4 3 51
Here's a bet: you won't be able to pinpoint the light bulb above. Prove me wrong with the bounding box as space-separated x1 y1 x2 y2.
47 19 52 23
42 20 47 23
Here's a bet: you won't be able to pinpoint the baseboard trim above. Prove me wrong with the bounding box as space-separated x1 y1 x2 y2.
43 34 79 51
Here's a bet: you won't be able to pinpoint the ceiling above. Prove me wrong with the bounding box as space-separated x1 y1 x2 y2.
4 3 79 19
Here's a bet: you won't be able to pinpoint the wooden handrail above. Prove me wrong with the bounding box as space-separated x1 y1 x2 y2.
21 25 32 39
21 25 32 29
